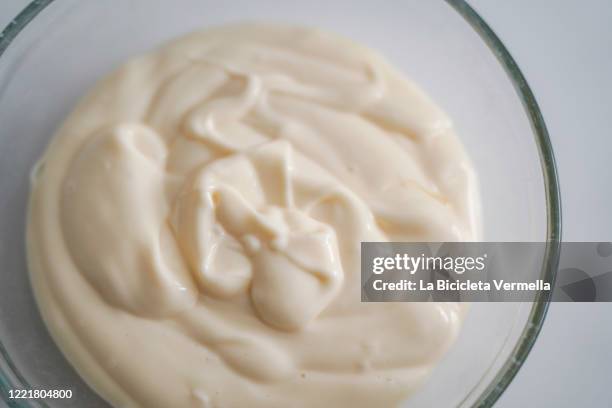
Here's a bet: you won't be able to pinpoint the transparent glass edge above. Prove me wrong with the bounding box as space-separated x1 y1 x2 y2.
0 2 56 406
0 1 563 407
0 0 53 58
445 1 562 407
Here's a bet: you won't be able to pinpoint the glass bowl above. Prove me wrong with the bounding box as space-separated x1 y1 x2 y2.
0 1 561 407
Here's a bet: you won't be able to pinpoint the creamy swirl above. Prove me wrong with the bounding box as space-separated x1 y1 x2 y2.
27 24 480 407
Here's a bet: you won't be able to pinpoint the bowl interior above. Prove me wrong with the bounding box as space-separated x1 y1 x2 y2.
0 1 555 407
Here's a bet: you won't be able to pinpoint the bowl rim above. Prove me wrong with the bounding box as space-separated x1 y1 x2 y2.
0 1 562 407
446 2 562 406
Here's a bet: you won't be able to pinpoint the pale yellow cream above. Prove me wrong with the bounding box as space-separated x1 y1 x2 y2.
27 24 480 408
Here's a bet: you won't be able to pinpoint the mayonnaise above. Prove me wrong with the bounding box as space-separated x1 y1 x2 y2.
27 24 480 408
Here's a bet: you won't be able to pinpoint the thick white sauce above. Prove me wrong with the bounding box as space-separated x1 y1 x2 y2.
27 24 480 407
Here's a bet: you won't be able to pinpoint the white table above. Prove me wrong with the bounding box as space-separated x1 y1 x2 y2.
1 1 610 406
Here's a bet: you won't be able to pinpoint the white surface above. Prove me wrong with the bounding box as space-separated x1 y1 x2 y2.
1 1 610 407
